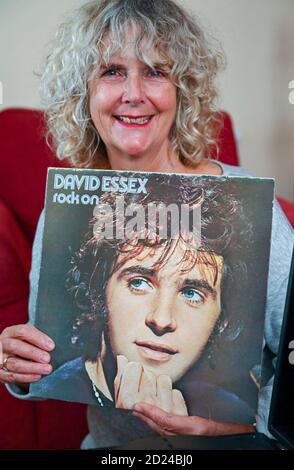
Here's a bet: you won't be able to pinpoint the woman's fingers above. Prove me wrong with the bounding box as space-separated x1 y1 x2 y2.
0 324 55 385
133 402 180 434
132 410 165 435
0 355 52 384
2 338 51 363
1 324 55 351
2 356 52 375
133 403 207 435
132 407 175 436
0 369 42 384
0 339 4 367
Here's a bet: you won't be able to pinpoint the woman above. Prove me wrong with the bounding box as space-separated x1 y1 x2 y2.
0 0 293 448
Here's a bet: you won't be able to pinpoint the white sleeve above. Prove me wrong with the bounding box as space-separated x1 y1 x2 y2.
6 211 45 400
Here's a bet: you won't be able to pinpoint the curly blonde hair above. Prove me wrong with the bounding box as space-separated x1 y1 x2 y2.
41 0 225 168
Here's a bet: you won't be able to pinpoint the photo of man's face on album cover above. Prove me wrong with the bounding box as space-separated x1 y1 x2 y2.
31 168 274 427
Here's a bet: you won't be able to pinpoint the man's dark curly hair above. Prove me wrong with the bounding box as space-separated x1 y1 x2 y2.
67 174 253 365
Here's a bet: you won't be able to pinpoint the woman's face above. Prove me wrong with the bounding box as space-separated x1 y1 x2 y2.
106 243 223 383
89 40 177 164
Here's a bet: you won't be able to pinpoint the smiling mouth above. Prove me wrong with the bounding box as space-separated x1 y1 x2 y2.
113 115 154 125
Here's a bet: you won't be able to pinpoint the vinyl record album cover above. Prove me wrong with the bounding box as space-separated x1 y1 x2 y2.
30 168 274 428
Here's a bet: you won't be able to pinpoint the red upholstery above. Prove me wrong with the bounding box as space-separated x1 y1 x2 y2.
211 112 240 166
0 109 87 449
0 107 293 450
278 197 294 228
0 108 69 243
0 201 30 314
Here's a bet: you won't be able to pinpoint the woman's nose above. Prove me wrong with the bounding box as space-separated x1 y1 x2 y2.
145 295 177 336
122 73 145 105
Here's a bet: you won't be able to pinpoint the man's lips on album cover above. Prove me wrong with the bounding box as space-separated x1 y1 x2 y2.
135 340 178 362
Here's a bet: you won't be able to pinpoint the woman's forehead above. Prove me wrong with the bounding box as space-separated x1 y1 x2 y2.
100 29 169 66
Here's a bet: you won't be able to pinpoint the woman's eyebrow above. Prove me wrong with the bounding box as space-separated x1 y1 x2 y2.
149 61 166 68
117 265 156 280
100 61 168 70
182 278 217 298
100 62 124 69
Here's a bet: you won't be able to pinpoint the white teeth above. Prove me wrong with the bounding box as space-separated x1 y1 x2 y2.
117 116 151 124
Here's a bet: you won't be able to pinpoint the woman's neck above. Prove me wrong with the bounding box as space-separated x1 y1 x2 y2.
107 145 182 173
105 148 223 176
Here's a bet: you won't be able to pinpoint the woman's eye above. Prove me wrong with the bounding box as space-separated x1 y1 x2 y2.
147 69 166 79
181 287 204 304
129 277 152 293
101 68 123 79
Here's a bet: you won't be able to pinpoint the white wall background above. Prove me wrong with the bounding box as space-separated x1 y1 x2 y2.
0 0 293 201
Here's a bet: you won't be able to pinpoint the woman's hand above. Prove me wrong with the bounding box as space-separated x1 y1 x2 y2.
0 324 55 385
114 355 188 416
132 403 256 436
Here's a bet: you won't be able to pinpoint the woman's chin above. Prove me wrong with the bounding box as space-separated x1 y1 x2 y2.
120 147 150 159
111 139 152 159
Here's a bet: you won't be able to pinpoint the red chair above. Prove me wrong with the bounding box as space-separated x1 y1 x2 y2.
0 107 293 449
277 197 294 228
0 109 87 449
